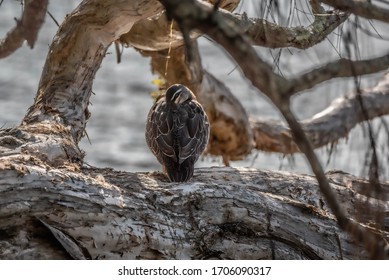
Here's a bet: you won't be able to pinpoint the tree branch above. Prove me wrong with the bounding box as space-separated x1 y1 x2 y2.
278 104 388 259
159 0 389 104
120 1 356 162
288 54 389 97
233 10 349 49
22 0 164 143
251 72 389 153
320 0 389 23
121 4 348 52
120 1 239 51
161 0 290 103
0 0 48 59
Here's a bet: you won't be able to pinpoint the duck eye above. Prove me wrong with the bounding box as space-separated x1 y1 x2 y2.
171 88 183 102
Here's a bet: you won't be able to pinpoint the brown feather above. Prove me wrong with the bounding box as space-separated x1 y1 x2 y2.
145 84 209 182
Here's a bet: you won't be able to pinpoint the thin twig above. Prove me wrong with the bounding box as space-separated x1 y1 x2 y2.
47 10 60 27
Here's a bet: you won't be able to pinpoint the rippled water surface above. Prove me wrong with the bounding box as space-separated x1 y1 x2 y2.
1 1 388 178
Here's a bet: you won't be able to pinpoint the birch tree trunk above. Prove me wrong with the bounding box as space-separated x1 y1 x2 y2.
0 0 388 259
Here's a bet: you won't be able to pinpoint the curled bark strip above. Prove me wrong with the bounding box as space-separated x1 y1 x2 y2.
120 11 201 52
121 0 239 51
198 71 253 162
0 0 48 58
38 219 89 260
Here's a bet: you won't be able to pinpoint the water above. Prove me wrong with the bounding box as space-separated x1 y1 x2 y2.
1 1 388 178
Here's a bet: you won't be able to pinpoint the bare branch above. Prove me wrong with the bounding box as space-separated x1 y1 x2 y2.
320 0 389 23
252 72 389 153
157 1 389 104
0 0 48 59
288 53 389 96
160 0 289 103
233 10 349 49
122 6 348 52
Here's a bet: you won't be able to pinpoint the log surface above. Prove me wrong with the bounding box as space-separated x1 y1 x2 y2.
1 152 387 259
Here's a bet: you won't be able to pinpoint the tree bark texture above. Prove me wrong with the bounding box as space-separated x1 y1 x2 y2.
23 0 164 143
1 158 387 259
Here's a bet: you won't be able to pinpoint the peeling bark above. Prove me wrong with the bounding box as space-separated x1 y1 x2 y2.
0 158 387 259
23 0 164 143
120 2 348 51
120 0 240 51
198 72 253 162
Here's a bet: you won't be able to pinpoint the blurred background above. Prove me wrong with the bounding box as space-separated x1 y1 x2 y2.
1 0 388 179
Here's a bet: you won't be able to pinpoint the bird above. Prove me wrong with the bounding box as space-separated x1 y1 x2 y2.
145 84 210 182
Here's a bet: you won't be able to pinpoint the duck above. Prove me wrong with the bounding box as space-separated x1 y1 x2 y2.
145 84 210 182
